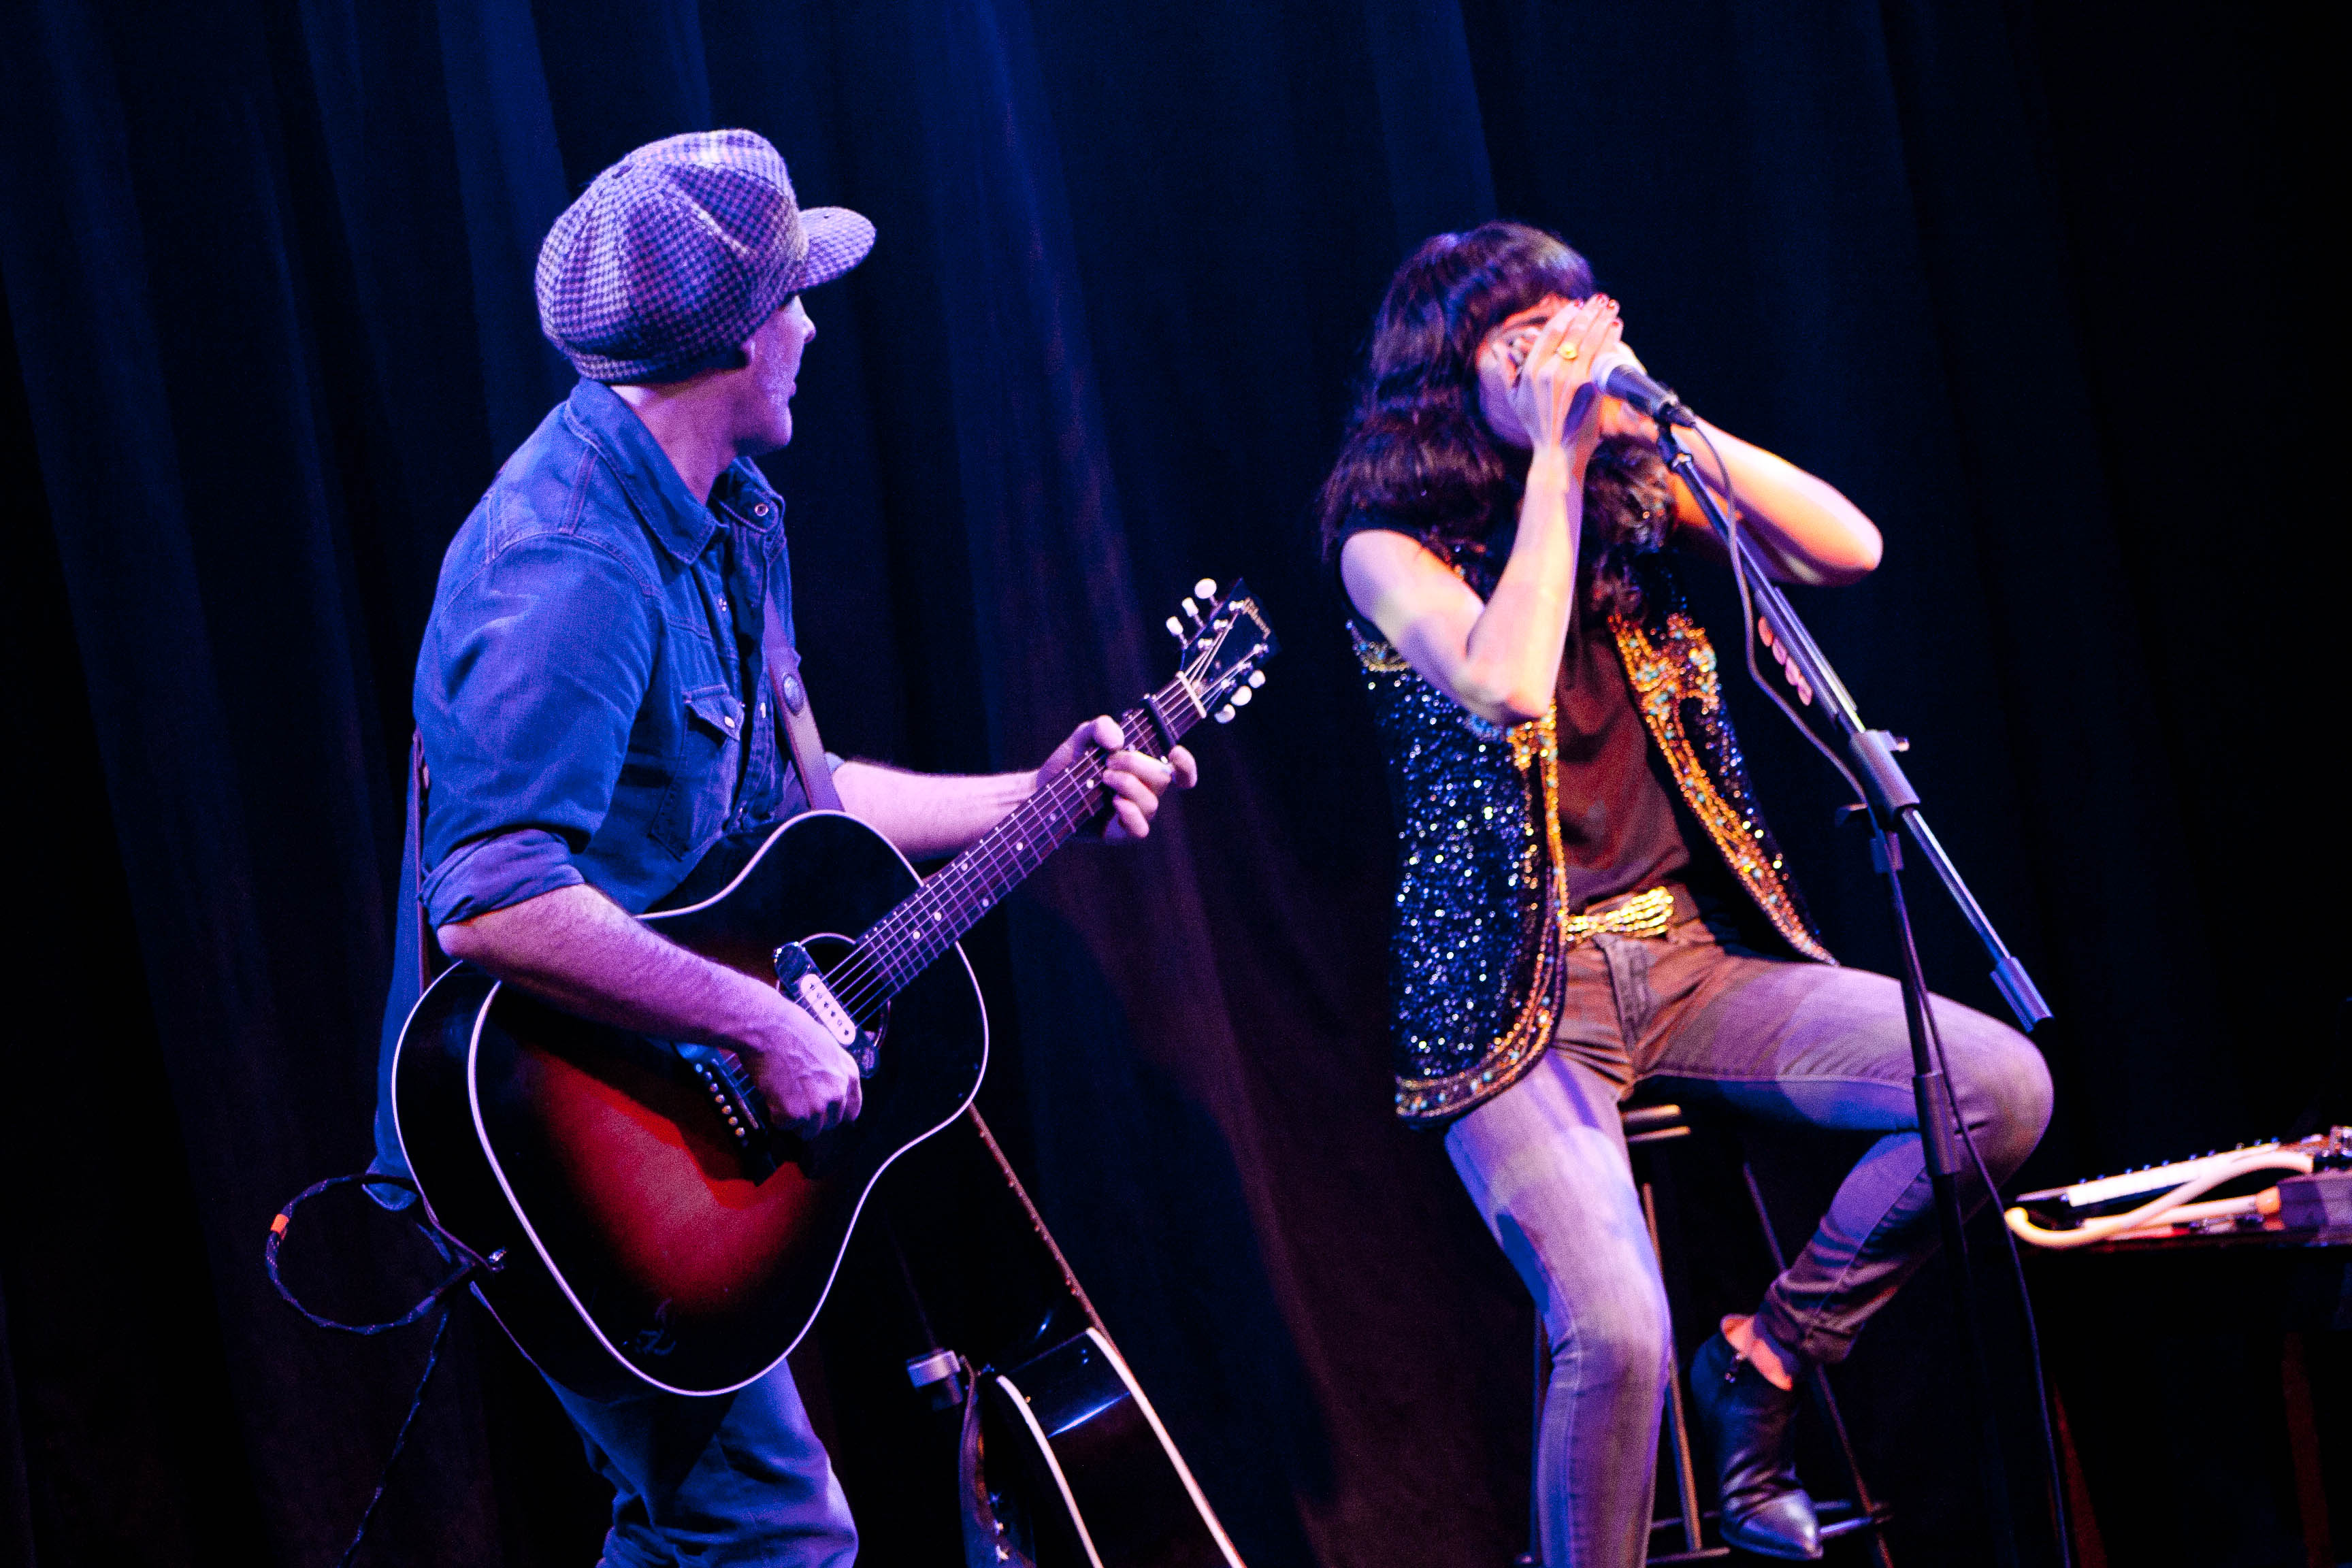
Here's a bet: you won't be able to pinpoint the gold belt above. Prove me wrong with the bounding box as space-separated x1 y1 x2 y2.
1563 885 1678 945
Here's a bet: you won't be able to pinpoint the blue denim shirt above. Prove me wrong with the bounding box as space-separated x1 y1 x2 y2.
373 378 824 1181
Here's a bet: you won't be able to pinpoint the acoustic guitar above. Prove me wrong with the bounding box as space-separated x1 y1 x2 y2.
390 581 1276 1401
951 1109 1249 1567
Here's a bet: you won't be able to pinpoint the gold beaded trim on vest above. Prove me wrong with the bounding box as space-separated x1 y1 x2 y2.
1607 608 1836 964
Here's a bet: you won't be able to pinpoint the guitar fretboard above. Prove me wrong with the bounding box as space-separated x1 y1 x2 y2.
819 674 1214 1022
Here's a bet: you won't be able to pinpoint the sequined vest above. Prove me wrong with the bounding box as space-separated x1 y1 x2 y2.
1358 555 1832 1126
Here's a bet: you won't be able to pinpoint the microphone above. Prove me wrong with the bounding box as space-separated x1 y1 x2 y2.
1586 349 1697 427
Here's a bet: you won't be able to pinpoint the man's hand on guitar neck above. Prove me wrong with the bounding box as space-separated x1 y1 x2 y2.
438 883 862 1135
1039 715 1197 843
834 715 1197 858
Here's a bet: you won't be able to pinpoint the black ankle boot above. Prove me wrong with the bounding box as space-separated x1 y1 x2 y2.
1689 1331 1821 1561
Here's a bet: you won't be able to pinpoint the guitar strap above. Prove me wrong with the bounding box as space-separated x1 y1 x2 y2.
760 585 843 815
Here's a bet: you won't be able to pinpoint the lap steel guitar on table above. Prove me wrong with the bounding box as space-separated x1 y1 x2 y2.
391 581 1275 1401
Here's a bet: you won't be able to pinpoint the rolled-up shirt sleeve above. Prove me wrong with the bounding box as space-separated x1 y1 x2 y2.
416 532 656 928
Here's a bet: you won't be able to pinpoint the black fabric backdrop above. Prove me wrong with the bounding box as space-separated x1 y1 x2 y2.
0 1 2340 1565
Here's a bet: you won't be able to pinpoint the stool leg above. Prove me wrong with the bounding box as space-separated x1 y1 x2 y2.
1740 1162 1895 1568
1643 1179 1705 1557
1528 1312 1546 1565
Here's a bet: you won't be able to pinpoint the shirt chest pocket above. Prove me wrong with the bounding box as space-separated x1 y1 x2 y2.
649 683 745 860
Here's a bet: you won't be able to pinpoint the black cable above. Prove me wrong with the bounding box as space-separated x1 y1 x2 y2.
265 1172 504 1567
333 1304 455 1568
1921 996 2075 1568
265 1173 502 1334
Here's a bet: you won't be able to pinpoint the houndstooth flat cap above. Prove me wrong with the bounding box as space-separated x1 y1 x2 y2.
536 129 874 384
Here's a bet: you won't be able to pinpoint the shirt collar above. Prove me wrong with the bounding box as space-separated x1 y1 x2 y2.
710 461 787 540
562 380 785 564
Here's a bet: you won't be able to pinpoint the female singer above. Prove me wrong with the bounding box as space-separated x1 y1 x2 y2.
1321 223 2050 1565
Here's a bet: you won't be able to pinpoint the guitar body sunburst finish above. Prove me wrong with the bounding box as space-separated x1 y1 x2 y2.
393 811 986 1399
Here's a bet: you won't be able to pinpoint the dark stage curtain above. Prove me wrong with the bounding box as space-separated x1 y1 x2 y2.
0 2 2336 1565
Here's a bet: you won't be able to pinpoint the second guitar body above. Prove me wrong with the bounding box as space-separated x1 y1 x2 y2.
393 809 983 1399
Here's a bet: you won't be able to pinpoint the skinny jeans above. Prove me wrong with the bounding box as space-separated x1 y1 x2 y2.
1443 914 2052 1568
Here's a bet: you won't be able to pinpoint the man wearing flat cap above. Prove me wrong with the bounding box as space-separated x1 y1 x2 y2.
369 129 1194 1565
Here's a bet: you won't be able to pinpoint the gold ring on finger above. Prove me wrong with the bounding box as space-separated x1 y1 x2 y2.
1558 344 1578 361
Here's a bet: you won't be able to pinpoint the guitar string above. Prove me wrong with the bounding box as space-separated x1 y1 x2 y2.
821 762 1101 1015
826 610 1251 1012
821 717 1132 1012
824 668 1204 1010
823 704 1157 1016
840 676 1199 993
840 706 1143 981
822 630 1244 1017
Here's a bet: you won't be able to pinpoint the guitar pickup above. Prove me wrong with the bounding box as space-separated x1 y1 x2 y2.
774 941 879 1077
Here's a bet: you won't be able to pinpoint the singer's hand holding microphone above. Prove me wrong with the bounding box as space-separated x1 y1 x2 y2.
1501 295 1624 455
1501 295 1698 454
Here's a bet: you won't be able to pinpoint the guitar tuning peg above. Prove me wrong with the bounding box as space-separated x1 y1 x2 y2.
1194 577 1218 601
1165 615 1184 640
1230 685 1252 707
1215 704 1236 723
1247 670 1265 688
1181 597 1203 625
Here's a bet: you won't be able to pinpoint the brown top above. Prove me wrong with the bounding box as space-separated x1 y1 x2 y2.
1337 512 1700 913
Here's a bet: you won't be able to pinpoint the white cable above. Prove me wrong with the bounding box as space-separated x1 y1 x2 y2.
2004 1150 2315 1249
2149 1193 2272 1227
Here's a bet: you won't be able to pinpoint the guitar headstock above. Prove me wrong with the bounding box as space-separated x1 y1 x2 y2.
1163 578 1279 726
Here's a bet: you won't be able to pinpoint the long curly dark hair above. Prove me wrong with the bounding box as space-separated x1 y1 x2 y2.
1316 222 1673 617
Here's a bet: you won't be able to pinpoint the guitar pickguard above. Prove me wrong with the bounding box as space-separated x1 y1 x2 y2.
774 936 883 1075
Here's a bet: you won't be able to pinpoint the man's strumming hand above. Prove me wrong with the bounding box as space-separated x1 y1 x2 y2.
743 995 864 1137
440 883 866 1137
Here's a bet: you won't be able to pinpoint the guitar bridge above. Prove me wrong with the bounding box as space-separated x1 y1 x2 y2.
674 1043 785 1182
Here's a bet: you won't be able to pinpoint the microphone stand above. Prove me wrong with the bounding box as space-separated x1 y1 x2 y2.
1651 414 2051 1568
